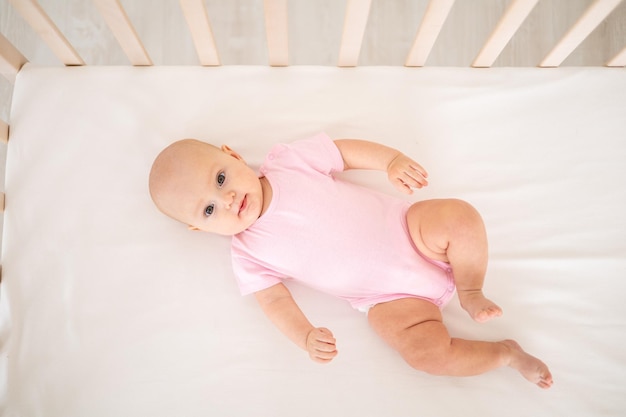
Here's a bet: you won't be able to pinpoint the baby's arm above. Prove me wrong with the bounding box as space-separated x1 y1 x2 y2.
334 139 428 194
254 283 338 363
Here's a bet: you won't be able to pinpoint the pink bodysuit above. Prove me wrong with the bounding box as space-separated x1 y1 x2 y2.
230 132 455 310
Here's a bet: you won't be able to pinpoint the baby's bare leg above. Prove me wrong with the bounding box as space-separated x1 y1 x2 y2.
368 298 553 388
406 199 501 322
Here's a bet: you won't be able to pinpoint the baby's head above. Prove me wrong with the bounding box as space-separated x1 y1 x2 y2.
149 139 264 235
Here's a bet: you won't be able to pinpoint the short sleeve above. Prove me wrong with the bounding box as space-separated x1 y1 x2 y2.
231 250 283 295
268 132 344 176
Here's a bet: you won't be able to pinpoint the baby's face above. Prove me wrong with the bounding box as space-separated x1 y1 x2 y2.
152 140 264 235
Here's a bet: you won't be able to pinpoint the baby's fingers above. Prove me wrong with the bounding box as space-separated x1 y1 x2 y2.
392 171 428 194
402 168 429 189
307 328 338 363
310 344 338 363
388 156 428 193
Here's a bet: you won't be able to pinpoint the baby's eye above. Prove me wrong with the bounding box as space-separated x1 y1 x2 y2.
217 172 226 187
204 204 215 217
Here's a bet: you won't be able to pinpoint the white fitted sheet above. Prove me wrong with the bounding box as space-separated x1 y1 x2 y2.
1 65 625 416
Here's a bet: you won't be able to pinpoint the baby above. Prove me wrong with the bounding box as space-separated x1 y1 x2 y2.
149 132 553 389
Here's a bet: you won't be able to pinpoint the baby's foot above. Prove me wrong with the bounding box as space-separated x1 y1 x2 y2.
458 289 502 323
501 340 553 389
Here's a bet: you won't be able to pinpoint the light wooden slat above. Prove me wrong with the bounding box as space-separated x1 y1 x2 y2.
606 45 626 66
264 0 288 66
1 119 8 215
405 0 455 67
179 0 220 66
0 32 28 83
472 0 538 68
540 0 623 67
8 0 84 65
1 118 8 143
338 0 372 67
92 0 152 66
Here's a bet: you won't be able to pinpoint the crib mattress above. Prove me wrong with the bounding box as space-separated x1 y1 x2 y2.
1 65 625 416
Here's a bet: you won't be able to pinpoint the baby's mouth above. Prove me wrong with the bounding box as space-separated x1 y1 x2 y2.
239 195 248 215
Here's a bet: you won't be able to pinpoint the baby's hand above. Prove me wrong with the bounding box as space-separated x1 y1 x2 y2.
306 327 338 364
387 153 428 194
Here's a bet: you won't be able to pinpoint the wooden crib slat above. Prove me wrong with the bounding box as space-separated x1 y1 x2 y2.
405 0 456 67
1 119 7 216
0 32 28 83
8 0 84 66
540 0 623 67
472 0 539 68
264 0 288 66
606 46 626 66
1 119 8 144
179 0 220 66
93 0 152 66
338 0 372 67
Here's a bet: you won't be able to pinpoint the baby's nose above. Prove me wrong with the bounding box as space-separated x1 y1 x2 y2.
223 191 236 209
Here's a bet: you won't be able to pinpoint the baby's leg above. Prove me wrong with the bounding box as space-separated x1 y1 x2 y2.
406 199 501 322
368 298 553 388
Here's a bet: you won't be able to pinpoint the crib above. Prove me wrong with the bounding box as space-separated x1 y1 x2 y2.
1 1 625 416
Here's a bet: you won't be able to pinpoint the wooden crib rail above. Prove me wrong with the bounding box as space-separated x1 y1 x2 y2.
92 0 152 66
540 0 624 67
179 0 220 66
472 0 540 68
1 0 625 75
263 0 289 66
0 118 7 144
7 0 84 66
405 0 455 67
0 31 27 82
338 0 372 67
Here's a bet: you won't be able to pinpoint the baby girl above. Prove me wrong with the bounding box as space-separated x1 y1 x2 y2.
149 132 553 389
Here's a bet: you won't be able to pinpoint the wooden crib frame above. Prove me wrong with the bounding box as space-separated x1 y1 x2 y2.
0 0 625 275
2 0 626 72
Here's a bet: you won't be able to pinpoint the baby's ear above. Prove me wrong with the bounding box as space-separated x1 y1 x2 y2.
221 145 246 163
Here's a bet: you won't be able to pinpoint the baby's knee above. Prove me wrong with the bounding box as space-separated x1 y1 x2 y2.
402 343 452 376
442 199 484 231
